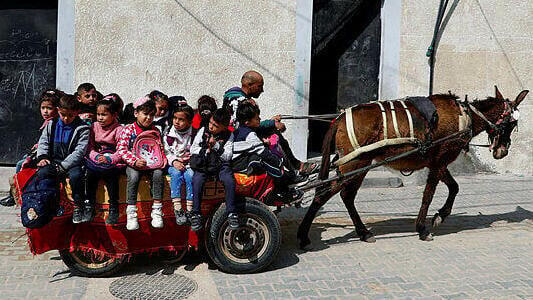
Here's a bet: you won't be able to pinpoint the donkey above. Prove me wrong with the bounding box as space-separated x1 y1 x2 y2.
298 87 529 249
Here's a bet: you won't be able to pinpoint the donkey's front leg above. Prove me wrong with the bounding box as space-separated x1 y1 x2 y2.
416 167 443 241
432 168 459 228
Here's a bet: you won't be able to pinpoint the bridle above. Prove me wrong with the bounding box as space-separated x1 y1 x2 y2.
467 99 519 150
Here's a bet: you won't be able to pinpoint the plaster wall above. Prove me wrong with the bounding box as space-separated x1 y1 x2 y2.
73 0 309 160
399 0 532 174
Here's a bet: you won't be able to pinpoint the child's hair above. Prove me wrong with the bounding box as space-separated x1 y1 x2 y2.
149 90 169 103
135 99 156 114
102 93 124 113
39 88 63 106
212 108 231 127
58 94 80 111
174 104 195 123
236 101 260 124
97 98 121 115
197 95 217 116
76 82 96 94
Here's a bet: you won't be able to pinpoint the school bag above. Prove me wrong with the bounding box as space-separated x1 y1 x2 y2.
20 166 60 229
132 129 167 169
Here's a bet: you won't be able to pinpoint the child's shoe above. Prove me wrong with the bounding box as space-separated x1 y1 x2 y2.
151 203 163 228
227 213 242 230
72 206 83 224
174 208 188 225
190 212 203 231
106 205 118 225
81 200 94 223
126 205 139 230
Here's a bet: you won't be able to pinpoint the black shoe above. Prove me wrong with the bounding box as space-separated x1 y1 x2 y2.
174 209 188 225
227 213 242 229
72 207 83 224
106 206 118 225
289 189 304 203
190 213 203 231
290 172 309 188
81 201 94 223
0 194 15 207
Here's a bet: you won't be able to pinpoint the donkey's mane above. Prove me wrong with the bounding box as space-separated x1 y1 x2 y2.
432 93 459 100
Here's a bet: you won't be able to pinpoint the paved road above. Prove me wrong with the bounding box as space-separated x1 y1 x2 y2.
1 173 532 299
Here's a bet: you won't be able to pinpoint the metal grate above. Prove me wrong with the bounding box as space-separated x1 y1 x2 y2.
109 273 198 300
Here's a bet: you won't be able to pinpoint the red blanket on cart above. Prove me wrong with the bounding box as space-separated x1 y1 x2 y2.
14 168 274 257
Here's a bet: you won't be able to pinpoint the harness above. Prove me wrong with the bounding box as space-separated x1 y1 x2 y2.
335 100 420 166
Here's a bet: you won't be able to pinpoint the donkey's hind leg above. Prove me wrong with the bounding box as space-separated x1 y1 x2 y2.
297 182 344 249
340 174 375 242
432 168 459 228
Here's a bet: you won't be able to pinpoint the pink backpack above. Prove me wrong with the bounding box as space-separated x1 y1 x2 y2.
132 130 167 169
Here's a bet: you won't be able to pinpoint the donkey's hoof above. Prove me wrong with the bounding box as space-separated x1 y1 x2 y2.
431 213 442 228
419 232 433 241
298 237 311 250
360 232 376 243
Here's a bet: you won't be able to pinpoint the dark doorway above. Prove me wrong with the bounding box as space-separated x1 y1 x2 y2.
308 0 381 154
0 1 58 164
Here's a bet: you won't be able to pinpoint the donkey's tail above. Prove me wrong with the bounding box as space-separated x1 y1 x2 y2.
318 120 338 180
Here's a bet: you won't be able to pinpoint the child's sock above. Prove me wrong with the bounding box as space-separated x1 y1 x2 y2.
172 198 181 211
186 200 193 212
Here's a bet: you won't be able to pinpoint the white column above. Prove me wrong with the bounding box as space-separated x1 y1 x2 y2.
293 0 313 160
379 0 402 100
56 0 75 92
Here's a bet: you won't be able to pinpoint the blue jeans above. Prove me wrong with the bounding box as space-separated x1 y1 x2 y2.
15 156 27 173
168 166 193 200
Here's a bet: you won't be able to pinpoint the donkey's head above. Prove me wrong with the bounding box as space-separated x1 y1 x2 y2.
489 86 528 159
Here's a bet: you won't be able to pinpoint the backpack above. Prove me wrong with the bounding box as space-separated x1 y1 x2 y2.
132 129 167 169
85 149 116 172
20 166 60 229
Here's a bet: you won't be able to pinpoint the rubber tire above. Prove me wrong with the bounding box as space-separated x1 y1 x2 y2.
206 198 281 274
59 249 126 277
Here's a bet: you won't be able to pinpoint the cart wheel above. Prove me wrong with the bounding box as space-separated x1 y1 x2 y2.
158 248 188 264
206 198 281 273
59 249 126 277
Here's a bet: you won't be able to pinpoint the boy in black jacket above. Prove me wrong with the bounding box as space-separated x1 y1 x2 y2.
232 102 306 203
190 108 239 230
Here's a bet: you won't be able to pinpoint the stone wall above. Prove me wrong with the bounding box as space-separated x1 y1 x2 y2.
399 0 531 174
73 0 309 159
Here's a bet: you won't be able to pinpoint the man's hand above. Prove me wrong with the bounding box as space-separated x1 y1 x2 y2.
271 115 282 122
173 160 186 171
135 158 147 168
274 120 286 132
37 159 50 167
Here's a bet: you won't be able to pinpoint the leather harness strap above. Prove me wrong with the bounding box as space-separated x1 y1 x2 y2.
399 100 415 138
345 107 360 150
376 101 388 140
389 101 401 138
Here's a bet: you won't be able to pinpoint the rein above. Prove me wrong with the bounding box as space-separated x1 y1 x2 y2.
280 114 339 123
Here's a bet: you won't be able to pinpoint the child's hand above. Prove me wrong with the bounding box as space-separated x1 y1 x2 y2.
135 159 147 168
37 159 50 167
208 136 216 147
96 155 108 163
173 161 186 171
271 114 282 122
262 138 271 146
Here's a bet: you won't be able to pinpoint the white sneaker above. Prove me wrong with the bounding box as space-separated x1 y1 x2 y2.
126 205 139 231
151 203 163 228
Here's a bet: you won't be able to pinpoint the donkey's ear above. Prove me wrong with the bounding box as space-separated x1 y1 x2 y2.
512 90 529 108
495 86 504 99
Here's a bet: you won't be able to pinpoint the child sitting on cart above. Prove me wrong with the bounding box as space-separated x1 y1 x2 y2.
232 102 306 203
189 108 240 231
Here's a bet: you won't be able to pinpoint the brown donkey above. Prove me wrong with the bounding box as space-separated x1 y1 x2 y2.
297 87 529 249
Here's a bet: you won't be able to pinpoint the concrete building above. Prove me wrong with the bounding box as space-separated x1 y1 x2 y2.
1 0 530 176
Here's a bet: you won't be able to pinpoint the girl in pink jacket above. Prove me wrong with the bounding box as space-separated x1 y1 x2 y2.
85 96 124 225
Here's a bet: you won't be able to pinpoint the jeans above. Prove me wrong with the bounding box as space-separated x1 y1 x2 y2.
86 168 121 207
192 163 241 214
168 166 193 199
126 167 164 205
15 155 27 173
